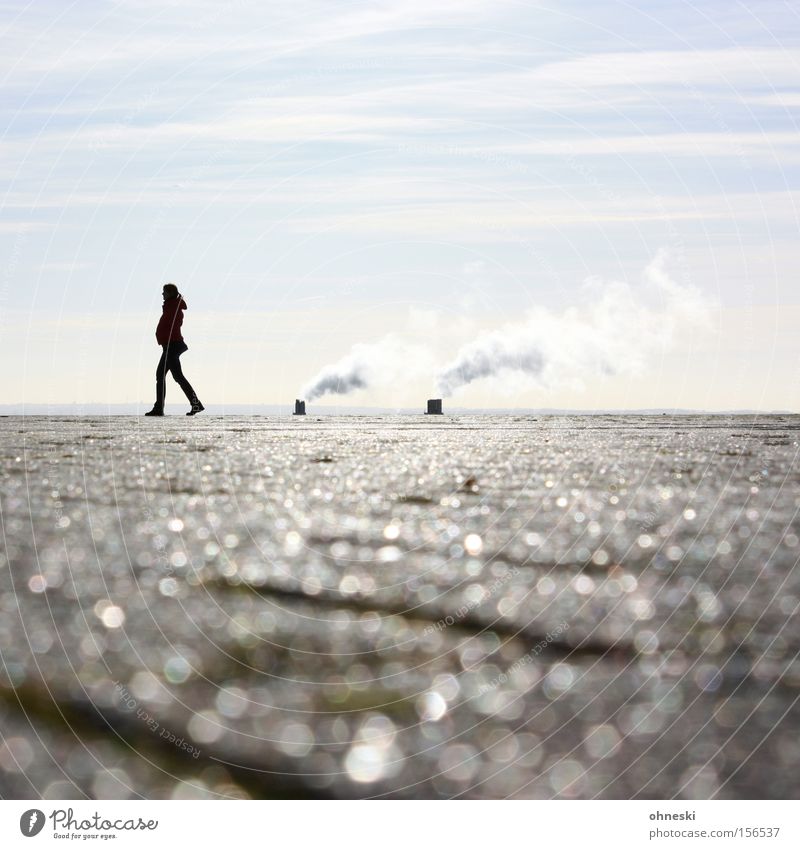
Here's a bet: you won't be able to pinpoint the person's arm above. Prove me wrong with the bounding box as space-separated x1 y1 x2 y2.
174 303 184 336
155 305 169 345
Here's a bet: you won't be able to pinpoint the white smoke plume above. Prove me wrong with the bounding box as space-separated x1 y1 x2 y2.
436 251 713 397
301 335 433 402
302 359 368 401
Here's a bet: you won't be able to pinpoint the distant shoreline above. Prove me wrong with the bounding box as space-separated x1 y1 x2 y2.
0 406 794 416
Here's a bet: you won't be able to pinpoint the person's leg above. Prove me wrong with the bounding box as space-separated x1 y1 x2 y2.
150 347 168 412
167 348 199 405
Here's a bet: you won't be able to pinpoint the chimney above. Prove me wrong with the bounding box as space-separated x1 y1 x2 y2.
293 399 306 416
425 398 443 415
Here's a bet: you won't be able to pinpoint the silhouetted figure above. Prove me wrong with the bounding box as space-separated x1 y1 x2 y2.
144 284 204 416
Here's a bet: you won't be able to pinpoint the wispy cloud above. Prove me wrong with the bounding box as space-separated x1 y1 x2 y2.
288 191 800 237
529 48 800 89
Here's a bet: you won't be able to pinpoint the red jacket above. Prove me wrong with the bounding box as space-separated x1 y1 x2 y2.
156 295 187 345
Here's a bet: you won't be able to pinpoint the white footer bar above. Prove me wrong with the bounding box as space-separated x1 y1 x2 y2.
2 799 796 848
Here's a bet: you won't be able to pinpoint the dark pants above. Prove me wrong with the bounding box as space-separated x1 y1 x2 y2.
155 342 198 409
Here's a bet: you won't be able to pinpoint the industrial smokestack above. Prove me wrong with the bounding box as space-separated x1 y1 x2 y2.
425 398 443 415
293 399 306 416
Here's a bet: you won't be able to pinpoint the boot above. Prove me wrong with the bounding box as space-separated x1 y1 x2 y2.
186 400 205 416
144 406 164 416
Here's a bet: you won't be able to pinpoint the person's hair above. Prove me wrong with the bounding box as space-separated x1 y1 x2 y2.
163 283 179 298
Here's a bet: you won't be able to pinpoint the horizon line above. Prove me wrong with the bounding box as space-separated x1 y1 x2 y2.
0 404 794 416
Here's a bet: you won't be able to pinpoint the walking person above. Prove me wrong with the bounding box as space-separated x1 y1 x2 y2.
145 283 204 416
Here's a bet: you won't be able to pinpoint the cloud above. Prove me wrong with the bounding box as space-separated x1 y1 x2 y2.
288 190 800 238
528 49 800 90
37 261 93 272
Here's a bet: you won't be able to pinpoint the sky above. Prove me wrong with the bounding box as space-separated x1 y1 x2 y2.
1 0 799 410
